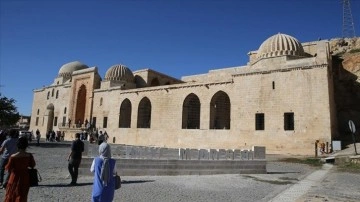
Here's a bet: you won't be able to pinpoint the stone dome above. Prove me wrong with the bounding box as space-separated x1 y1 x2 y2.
105 64 134 82
58 61 88 78
257 33 304 59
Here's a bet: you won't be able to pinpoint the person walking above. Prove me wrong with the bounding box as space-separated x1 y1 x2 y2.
90 142 117 202
36 129 41 146
61 131 65 141
103 131 109 142
4 136 36 202
0 129 18 189
98 131 105 145
46 130 50 142
67 133 84 185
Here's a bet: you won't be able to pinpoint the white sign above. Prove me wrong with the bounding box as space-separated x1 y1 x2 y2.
349 120 356 134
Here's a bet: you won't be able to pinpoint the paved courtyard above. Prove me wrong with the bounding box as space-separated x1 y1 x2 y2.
0 142 359 202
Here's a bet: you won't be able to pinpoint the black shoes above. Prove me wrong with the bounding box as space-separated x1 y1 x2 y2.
69 182 77 186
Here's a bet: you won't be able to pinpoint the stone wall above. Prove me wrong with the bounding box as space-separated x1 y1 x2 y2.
89 63 332 155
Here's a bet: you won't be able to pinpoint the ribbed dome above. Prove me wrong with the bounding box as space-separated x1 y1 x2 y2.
58 61 88 78
257 33 304 59
105 64 134 82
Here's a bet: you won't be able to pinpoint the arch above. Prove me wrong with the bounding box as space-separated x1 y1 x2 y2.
46 103 54 110
150 78 159 86
137 97 151 128
210 91 230 129
75 84 86 126
119 99 132 128
51 89 54 97
56 90 59 99
134 75 146 88
182 93 201 129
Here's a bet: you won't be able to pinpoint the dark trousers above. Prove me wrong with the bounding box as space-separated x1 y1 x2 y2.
0 158 9 185
68 158 81 183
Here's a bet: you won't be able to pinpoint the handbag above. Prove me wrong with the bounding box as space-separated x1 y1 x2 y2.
114 174 121 190
28 168 42 187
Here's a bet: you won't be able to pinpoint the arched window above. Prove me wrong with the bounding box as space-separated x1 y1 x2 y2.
119 99 132 128
100 97 103 106
137 97 151 128
210 91 231 129
56 90 59 99
47 92 50 100
37 109 40 115
52 89 54 97
182 93 201 129
64 107 67 114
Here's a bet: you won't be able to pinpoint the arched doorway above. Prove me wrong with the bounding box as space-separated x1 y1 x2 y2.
137 97 151 128
119 99 132 128
46 103 54 132
182 93 201 129
210 91 231 129
75 85 86 126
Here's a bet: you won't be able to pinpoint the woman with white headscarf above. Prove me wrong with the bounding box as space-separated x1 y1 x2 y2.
90 142 117 202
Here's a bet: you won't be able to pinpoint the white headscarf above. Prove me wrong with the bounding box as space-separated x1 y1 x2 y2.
99 142 111 186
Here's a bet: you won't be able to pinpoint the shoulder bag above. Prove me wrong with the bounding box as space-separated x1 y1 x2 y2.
29 168 42 187
114 174 121 190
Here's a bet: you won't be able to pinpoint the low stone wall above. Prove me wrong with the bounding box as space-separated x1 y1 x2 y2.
79 158 266 176
86 144 265 160
80 145 266 176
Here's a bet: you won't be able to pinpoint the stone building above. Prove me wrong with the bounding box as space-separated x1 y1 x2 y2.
29 33 360 155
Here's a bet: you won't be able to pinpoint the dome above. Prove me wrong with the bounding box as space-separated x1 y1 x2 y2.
105 64 134 82
58 61 88 78
257 33 304 59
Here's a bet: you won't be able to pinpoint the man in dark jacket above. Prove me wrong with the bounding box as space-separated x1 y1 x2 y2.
67 133 84 185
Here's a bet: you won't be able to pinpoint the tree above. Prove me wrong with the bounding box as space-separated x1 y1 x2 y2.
0 93 20 127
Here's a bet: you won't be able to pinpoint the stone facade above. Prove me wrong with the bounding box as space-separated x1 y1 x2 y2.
29 33 360 155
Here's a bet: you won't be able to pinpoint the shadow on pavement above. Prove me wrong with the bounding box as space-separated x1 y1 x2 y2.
121 180 155 184
267 171 300 174
39 182 93 187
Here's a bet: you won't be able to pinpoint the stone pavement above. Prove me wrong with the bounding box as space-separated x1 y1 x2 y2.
0 142 359 202
270 164 333 202
294 143 360 202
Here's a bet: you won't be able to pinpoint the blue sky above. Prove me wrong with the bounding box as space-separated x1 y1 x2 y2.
0 0 359 116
